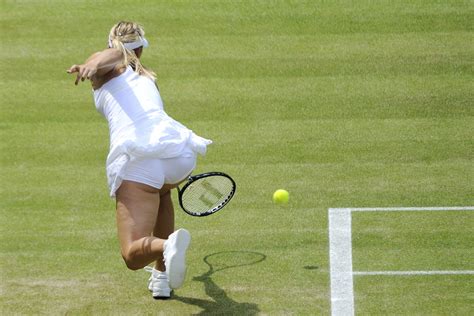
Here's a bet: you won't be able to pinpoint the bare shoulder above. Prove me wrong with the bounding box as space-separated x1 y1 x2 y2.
92 64 126 90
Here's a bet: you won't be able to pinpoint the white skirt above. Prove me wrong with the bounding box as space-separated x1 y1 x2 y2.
105 114 212 197
106 132 211 197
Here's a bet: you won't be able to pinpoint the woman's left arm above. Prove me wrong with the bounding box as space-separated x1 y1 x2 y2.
67 48 124 85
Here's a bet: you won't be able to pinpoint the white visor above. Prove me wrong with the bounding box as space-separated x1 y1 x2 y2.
108 36 149 50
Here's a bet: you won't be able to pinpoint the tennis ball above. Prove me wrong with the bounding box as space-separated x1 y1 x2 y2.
273 189 289 204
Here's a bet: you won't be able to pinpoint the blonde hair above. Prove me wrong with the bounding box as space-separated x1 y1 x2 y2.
108 21 157 81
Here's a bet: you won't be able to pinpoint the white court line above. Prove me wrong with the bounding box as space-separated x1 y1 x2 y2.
328 206 474 316
354 270 474 276
329 208 354 316
350 206 474 212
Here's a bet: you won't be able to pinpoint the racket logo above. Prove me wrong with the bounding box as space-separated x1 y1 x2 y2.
202 180 224 199
199 195 214 207
198 180 224 207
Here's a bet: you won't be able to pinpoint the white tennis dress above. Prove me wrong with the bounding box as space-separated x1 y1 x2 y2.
93 66 212 197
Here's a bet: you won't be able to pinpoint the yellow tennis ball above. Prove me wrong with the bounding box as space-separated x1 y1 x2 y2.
273 189 289 204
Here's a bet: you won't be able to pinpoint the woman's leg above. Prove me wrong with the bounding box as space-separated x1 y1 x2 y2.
153 189 175 271
115 180 166 270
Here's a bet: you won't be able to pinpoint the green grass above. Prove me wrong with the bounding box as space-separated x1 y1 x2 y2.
353 212 474 270
1 0 473 314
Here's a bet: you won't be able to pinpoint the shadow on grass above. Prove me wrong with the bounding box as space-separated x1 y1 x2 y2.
173 251 266 315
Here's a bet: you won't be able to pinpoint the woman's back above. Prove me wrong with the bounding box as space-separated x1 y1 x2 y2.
94 66 164 142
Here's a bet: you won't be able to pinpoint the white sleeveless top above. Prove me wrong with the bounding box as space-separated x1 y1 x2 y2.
93 67 212 197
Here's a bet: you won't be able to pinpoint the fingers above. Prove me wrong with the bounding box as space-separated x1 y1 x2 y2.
83 67 97 80
77 66 86 85
67 64 79 74
75 72 81 85
67 64 97 85
67 64 82 85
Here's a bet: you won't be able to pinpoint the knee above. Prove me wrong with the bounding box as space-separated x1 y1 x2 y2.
121 251 143 271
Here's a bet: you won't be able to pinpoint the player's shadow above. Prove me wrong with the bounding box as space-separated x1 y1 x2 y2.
173 251 266 315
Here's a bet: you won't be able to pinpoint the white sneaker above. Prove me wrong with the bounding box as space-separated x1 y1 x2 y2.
163 229 191 289
145 267 171 299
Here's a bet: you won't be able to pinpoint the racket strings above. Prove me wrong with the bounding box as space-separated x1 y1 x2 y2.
181 176 234 215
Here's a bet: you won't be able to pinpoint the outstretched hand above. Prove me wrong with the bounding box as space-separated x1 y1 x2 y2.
67 64 98 85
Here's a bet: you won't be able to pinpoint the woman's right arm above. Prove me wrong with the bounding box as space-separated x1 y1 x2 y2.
67 48 124 85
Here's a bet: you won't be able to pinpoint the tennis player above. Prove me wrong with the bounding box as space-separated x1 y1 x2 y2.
67 21 211 299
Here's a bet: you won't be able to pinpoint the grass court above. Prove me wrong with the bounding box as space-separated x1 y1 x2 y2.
1 0 473 314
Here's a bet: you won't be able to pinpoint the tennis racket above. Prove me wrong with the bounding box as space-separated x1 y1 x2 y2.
177 172 236 217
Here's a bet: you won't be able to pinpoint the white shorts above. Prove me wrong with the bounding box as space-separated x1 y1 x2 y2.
122 153 197 189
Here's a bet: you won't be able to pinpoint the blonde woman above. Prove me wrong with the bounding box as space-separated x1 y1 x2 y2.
67 21 211 299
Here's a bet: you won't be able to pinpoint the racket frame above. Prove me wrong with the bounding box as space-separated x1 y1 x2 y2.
177 172 236 217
